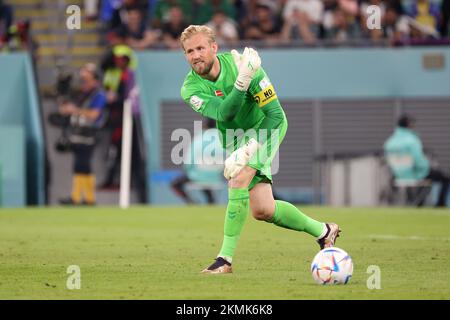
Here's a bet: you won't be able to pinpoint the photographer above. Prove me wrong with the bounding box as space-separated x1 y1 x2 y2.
57 63 107 205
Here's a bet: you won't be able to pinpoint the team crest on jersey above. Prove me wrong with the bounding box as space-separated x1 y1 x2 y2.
190 95 204 110
259 77 271 90
215 90 224 97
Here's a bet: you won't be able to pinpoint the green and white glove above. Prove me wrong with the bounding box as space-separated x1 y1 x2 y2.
224 138 260 180
232 47 261 92
231 49 242 69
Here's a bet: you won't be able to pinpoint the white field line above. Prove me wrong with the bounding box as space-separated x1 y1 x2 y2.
368 234 450 241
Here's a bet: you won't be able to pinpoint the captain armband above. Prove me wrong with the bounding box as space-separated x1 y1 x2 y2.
253 84 277 108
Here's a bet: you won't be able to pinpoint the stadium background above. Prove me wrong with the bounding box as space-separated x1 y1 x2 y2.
141 48 450 205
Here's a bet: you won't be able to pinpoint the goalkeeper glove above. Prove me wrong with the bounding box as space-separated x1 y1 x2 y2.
231 49 242 70
224 138 260 180
233 47 261 92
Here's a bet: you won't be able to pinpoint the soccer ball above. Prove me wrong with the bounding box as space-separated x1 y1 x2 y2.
311 247 353 285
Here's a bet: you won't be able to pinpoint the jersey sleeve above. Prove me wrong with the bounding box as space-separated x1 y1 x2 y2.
181 79 246 122
248 68 280 109
247 68 285 144
181 81 215 115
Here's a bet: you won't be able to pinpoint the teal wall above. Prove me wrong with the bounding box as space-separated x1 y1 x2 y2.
0 126 25 206
0 53 45 207
136 47 450 203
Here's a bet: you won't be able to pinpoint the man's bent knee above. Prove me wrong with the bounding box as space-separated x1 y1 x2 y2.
251 207 273 221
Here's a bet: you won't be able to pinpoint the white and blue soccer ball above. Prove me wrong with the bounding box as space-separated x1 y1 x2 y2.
311 247 353 285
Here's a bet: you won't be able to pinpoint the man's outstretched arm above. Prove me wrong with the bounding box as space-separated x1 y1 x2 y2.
197 88 247 122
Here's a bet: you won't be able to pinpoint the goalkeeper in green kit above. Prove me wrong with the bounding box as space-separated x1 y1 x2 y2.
180 25 341 274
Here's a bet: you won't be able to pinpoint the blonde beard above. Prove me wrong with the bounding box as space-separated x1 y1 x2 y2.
193 60 214 76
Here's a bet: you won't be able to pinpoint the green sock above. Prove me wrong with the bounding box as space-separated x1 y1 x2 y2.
218 188 250 260
269 200 325 238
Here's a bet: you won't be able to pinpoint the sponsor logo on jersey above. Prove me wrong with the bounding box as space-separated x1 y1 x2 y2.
215 90 224 97
190 95 204 110
259 77 271 90
253 84 277 107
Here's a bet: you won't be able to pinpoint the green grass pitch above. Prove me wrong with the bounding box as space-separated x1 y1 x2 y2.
0 206 449 299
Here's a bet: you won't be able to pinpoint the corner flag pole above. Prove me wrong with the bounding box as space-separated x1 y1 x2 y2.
120 97 133 209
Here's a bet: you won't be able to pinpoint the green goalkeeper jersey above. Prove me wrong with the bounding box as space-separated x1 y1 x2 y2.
181 52 285 151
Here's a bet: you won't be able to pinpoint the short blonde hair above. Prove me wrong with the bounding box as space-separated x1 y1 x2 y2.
180 25 216 50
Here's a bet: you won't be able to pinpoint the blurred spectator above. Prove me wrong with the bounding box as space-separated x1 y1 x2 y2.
281 0 323 44
58 63 107 206
206 10 239 46
109 7 160 50
403 0 441 29
152 0 192 29
321 1 359 40
192 0 237 25
102 44 137 89
283 0 324 26
162 6 188 50
100 45 135 190
383 5 411 44
322 6 360 43
171 119 224 204
384 114 449 207
99 45 146 202
321 0 339 38
0 0 13 35
108 0 150 30
245 0 283 44
402 0 442 39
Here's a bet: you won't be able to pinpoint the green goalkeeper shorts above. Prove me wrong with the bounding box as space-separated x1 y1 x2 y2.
247 116 288 190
